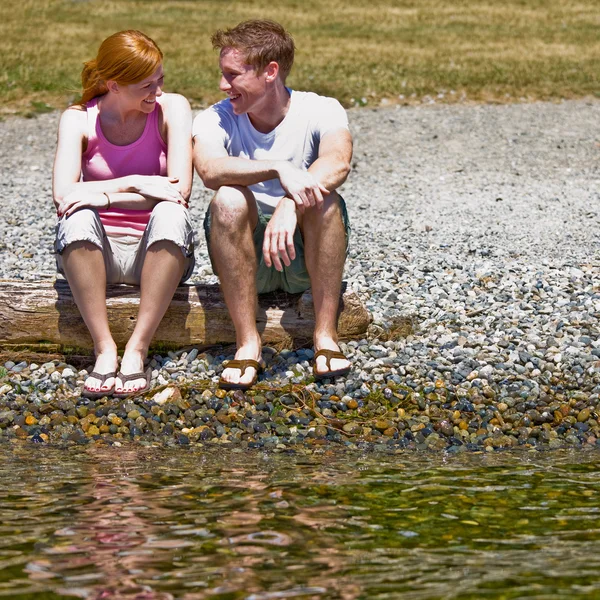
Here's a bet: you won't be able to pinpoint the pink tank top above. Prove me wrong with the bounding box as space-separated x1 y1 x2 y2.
81 96 168 238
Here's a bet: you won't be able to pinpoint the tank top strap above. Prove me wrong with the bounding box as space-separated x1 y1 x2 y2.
150 98 166 147
85 97 101 146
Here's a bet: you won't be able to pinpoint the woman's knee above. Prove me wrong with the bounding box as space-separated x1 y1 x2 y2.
146 202 193 255
60 207 101 231
55 208 104 254
149 200 190 225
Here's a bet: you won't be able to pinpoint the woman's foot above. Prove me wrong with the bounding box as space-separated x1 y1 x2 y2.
115 350 149 396
83 350 118 397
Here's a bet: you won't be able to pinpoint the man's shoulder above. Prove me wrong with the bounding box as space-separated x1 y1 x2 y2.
196 98 235 122
291 89 344 109
193 98 238 138
289 90 348 134
209 97 235 113
290 90 347 123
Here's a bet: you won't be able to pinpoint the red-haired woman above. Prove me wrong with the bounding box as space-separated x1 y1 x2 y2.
53 30 194 398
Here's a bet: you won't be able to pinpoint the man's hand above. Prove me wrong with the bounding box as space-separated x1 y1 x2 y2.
131 175 187 206
277 162 329 210
263 197 298 271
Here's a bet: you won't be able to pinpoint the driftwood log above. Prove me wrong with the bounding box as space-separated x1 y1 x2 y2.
0 279 370 352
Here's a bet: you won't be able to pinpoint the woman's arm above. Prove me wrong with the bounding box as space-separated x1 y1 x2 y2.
52 106 185 217
162 93 193 202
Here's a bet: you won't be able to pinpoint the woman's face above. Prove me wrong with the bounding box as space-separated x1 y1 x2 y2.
119 64 164 112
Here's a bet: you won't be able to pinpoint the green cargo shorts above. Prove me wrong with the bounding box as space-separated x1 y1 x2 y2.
204 195 350 294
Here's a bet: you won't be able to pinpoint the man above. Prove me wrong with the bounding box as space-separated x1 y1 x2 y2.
192 19 353 389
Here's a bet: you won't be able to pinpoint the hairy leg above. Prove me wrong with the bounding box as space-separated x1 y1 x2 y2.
115 240 185 394
301 192 350 375
61 241 117 392
210 186 262 386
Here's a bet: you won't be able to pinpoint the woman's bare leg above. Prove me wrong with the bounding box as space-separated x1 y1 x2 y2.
61 241 118 393
115 241 185 394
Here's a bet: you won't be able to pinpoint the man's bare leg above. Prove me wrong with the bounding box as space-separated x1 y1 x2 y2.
301 192 350 376
210 186 262 386
115 241 186 394
61 241 118 393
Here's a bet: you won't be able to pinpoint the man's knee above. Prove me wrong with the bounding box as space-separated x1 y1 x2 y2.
323 190 344 215
210 186 256 228
303 191 344 227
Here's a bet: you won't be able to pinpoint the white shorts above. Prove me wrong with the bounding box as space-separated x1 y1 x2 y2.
55 202 195 285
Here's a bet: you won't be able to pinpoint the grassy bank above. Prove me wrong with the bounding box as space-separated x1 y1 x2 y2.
1 0 598 116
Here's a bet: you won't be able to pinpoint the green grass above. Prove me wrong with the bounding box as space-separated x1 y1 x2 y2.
1 0 598 116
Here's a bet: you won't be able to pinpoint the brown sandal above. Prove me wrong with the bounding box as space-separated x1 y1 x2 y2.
312 349 351 380
113 367 152 399
218 359 264 391
82 371 117 399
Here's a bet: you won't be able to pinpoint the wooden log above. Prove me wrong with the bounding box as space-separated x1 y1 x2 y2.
0 279 371 352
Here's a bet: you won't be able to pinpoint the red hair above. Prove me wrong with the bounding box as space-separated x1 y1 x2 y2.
78 30 163 105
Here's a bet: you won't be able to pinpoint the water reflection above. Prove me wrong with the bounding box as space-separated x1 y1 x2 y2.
22 447 176 599
1 446 600 598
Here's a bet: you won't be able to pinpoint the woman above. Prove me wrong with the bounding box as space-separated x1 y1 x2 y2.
53 30 194 398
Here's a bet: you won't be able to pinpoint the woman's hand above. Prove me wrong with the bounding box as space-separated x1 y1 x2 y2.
131 175 187 206
57 190 110 218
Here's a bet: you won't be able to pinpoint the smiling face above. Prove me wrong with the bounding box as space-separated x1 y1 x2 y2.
218 48 269 116
118 64 164 112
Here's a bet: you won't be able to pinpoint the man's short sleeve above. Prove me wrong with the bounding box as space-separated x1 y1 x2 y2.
192 104 231 148
313 96 349 138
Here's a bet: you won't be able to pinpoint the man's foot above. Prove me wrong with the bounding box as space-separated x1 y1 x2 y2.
313 338 351 380
83 351 118 398
114 350 149 396
219 359 264 391
219 336 263 389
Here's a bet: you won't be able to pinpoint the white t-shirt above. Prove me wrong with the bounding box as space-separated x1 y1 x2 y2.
193 89 349 214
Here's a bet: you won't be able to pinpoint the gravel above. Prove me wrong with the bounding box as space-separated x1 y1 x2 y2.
1 98 600 451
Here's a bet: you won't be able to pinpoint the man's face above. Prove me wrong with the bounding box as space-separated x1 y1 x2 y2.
218 48 267 115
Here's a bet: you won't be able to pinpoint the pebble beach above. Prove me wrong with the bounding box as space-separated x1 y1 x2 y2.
1 98 600 451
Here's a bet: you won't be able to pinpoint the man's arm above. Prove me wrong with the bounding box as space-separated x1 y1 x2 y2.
193 135 343 210
192 136 281 190
267 126 352 214
262 127 353 271
308 128 353 193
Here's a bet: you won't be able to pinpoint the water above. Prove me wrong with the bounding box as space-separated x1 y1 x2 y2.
1 445 600 599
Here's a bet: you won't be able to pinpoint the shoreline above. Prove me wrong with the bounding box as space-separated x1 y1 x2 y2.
2 98 600 451
1 352 600 453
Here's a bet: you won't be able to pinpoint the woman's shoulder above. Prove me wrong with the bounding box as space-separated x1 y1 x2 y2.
158 93 192 135
159 92 191 114
58 104 88 136
61 104 87 118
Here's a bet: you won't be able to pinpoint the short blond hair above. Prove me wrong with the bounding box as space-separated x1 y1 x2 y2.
211 20 295 82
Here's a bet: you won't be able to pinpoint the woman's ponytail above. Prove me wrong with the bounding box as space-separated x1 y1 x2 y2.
78 59 108 105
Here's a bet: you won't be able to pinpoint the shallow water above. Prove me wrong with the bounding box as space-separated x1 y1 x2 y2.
2 445 600 599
